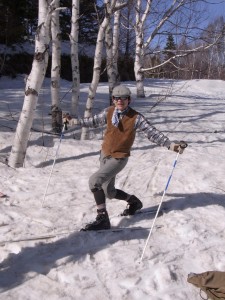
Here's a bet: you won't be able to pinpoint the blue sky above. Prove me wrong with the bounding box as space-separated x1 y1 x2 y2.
206 0 225 19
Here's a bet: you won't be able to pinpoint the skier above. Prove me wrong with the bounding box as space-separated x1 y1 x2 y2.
63 85 187 231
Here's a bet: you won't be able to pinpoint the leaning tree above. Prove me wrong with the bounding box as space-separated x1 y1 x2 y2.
8 0 60 168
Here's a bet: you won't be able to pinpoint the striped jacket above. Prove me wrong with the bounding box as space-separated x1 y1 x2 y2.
73 106 172 148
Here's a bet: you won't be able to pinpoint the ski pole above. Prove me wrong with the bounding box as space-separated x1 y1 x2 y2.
41 123 66 208
139 151 180 262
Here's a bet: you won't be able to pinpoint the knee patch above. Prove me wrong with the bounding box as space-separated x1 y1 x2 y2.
91 188 106 205
89 175 102 191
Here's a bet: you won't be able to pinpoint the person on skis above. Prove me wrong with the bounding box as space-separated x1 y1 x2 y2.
63 85 187 231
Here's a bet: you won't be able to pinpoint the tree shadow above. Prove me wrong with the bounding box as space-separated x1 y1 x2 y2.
163 192 225 211
0 192 224 291
0 226 148 292
35 144 156 168
117 192 225 227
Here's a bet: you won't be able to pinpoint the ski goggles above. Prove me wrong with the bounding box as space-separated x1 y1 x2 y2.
113 96 129 101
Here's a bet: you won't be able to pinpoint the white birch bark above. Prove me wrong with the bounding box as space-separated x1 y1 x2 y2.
81 0 116 140
51 0 62 132
105 8 120 104
105 21 114 102
80 14 110 140
112 9 120 82
134 26 145 98
81 0 127 140
105 10 120 105
70 0 80 117
134 0 152 98
134 0 187 97
8 0 57 168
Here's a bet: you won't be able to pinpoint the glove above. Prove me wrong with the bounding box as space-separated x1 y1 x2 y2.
169 141 188 154
62 113 72 130
62 113 80 126
62 113 71 124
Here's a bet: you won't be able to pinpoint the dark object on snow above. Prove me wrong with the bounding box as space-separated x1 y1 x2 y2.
0 192 7 198
81 208 111 231
121 195 143 216
187 271 225 300
51 105 62 133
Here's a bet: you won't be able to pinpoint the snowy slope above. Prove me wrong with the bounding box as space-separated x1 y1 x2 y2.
0 78 225 299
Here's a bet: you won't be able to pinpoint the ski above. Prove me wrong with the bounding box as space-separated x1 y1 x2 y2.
0 209 166 244
80 225 163 233
0 231 71 245
135 208 158 215
120 207 166 217
0 224 164 244
136 208 166 216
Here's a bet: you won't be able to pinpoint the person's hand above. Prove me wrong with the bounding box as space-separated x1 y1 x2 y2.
63 113 80 127
169 141 188 154
70 118 80 125
62 113 72 124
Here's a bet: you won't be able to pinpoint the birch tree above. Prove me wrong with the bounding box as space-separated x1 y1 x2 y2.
51 0 62 133
134 0 189 97
142 16 225 80
70 0 80 117
8 0 58 168
112 9 120 82
105 8 121 104
133 0 225 90
81 0 128 140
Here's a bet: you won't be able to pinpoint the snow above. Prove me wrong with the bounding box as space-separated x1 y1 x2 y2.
0 77 225 299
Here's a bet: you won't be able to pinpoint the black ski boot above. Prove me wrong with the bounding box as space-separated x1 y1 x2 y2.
81 209 111 231
121 195 143 216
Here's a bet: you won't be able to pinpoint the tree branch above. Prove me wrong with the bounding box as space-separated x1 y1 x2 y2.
141 27 225 72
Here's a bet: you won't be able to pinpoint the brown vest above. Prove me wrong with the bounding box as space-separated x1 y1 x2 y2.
102 106 138 158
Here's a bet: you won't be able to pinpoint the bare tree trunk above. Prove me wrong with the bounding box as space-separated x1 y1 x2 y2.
112 9 120 81
208 47 213 79
191 52 195 79
51 0 62 133
8 0 56 168
134 0 189 97
80 14 110 140
105 21 114 103
70 0 80 117
81 0 116 140
105 8 121 104
80 0 128 140
134 28 145 98
133 0 151 98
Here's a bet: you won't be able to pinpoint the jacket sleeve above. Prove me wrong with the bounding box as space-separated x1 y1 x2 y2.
135 113 172 148
76 108 108 128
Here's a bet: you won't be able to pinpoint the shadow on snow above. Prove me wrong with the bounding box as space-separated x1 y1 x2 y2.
0 192 224 291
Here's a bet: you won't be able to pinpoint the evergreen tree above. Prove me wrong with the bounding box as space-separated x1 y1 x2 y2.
59 0 100 44
163 33 177 78
0 0 38 44
164 33 176 59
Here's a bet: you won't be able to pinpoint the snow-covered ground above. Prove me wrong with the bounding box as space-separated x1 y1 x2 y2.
0 77 225 299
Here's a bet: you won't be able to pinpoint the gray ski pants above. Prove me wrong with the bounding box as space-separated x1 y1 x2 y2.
89 151 128 199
